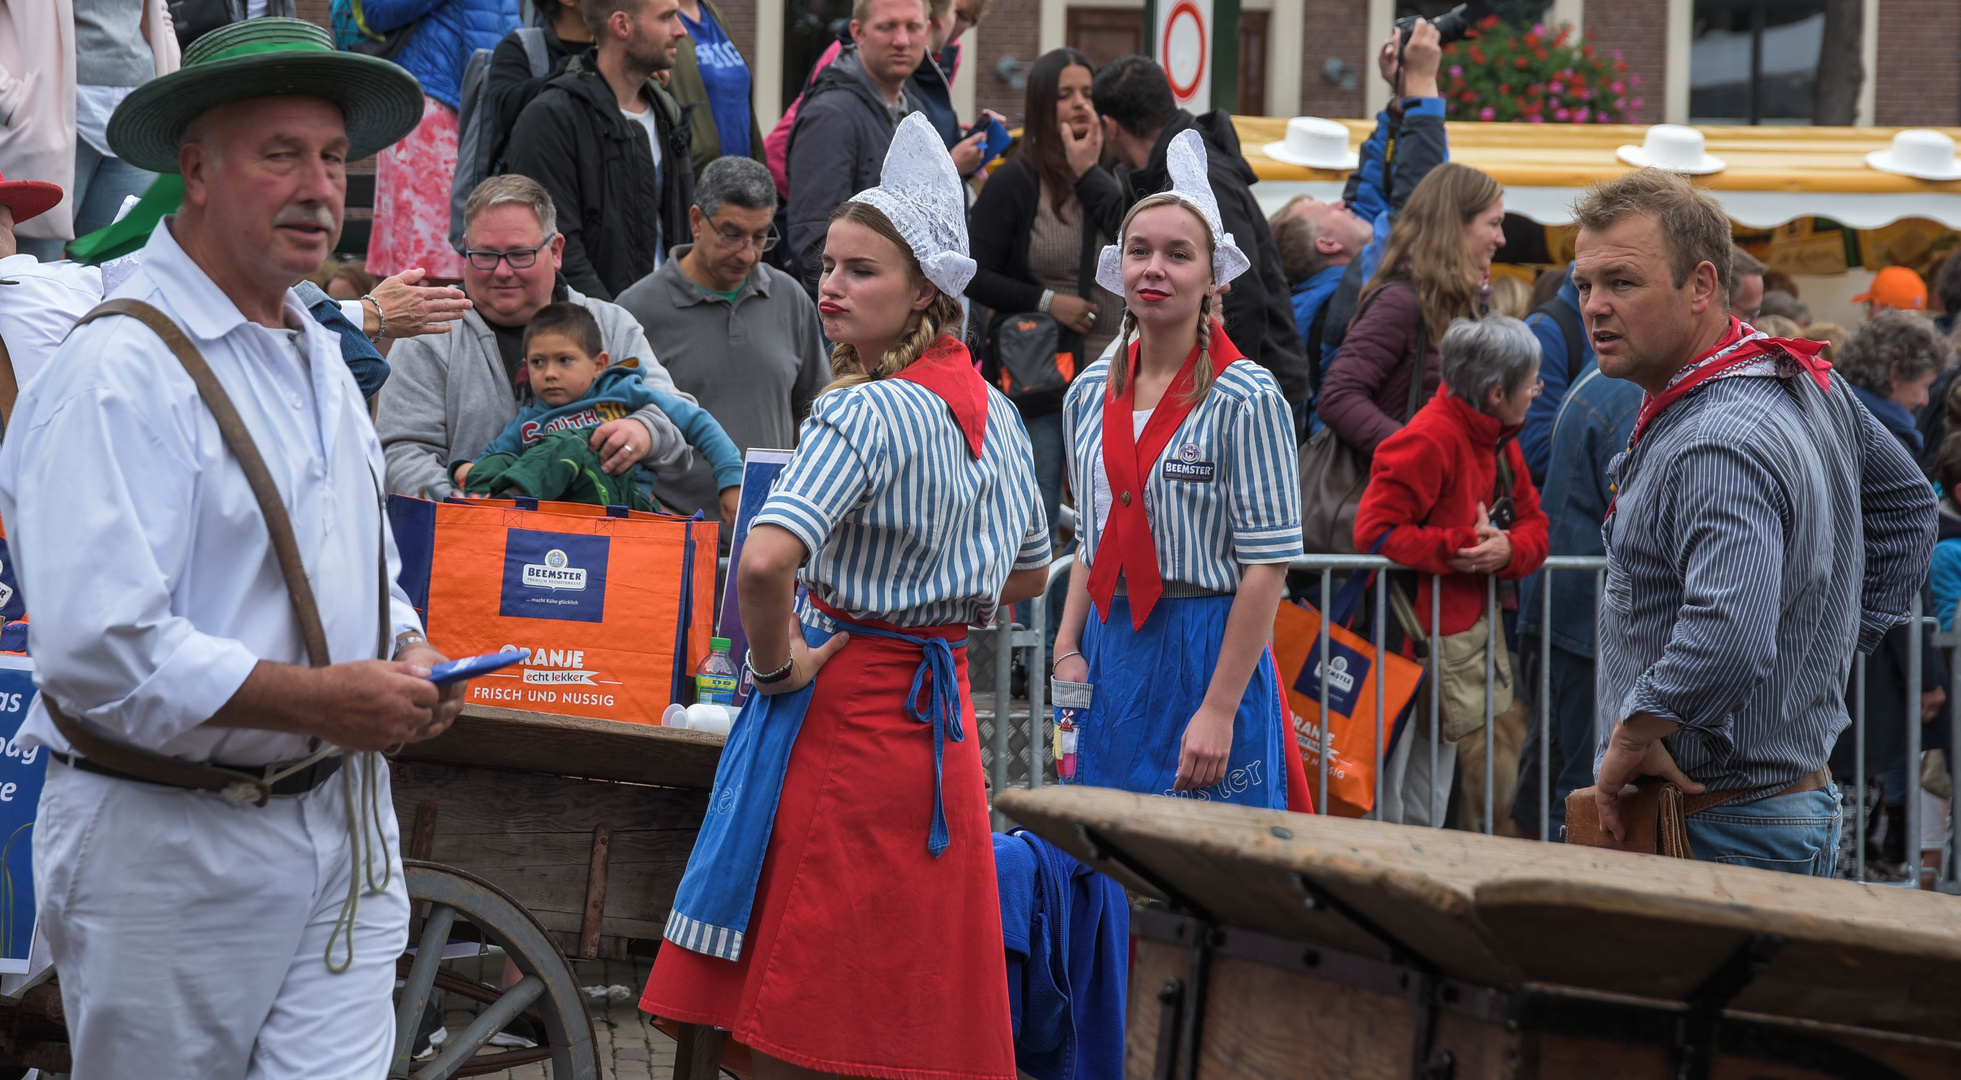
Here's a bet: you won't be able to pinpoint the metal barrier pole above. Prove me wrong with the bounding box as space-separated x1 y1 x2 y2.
1855 652 1867 884
1028 589 1047 789
1374 570 1387 821
1950 600 1961 891
993 607 1012 802
1540 566 1553 842
1431 576 1442 827
1484 574 1496 835
1907 598 1924 885
1318 570 1332 814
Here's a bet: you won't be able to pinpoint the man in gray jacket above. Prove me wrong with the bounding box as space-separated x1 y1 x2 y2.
378 174 696 499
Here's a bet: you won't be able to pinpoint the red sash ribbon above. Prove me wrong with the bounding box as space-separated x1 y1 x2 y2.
1088 323 1239 629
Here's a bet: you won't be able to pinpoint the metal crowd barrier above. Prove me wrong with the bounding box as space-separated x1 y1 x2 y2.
979 552 1960 890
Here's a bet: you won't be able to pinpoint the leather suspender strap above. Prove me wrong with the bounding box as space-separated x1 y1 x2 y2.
42 299 380 806
76 299 332 667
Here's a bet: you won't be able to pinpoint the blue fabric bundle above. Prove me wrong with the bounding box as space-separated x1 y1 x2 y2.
993 828 1128 1080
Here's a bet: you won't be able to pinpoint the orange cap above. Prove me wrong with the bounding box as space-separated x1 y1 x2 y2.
1852 265 1928 310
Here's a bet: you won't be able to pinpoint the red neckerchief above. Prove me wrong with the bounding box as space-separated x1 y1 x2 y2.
891 336 989 458
1627 317 1832 449
1088 322 1240 629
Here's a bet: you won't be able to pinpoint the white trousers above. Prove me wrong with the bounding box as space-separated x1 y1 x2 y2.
35 756 408 1079
1378 704 1458 828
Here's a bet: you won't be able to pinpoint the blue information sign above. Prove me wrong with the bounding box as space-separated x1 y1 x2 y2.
0 658 45 974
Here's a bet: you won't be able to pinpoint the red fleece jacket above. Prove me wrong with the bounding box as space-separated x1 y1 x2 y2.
1354 384 1549 636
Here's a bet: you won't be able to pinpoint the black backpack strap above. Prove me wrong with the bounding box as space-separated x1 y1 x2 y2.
1404 316 1429 422
1533 295 1584 382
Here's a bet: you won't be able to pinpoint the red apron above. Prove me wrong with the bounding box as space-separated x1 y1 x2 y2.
640 601 1015 1080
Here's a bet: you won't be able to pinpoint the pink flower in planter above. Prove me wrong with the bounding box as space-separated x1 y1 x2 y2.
1630 97 1644 110
1450 64 1464 77
1480 106 1496 121
1574 107 1590 122
1555 108 1571 121
1528 114 1545 123
1630 72 1641 88
1610 80 1625 94
1550 80 1564 94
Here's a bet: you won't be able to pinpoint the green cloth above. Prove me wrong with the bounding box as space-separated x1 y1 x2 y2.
464 429 657 511
693 278 744 305
67 174 181 265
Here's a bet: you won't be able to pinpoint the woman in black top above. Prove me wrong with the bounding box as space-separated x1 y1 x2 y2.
968 47 1128 545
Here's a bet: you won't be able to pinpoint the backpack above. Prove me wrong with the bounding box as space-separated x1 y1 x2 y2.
330 0 415 60
449 27 550 254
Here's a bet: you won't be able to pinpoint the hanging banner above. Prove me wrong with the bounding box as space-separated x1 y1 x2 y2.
1155 0 1212 111
0 658 45 975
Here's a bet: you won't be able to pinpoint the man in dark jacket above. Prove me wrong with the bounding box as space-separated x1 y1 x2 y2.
1090 56 1309 407
483 1 594 172
505 0 694 300
784 0 931 293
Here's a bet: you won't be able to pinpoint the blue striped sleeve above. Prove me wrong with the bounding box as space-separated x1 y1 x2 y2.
753 391 885 556
1227 382 1304 564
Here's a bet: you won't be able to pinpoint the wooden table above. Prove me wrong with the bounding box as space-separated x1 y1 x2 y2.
390 704 725 960
997 786 1961 1080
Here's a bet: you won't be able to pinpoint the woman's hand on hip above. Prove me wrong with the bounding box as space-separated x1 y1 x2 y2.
1175 701 1235 791
755 617 851 696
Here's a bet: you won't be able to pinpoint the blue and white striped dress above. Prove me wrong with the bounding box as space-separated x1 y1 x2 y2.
755 376 1051 629
1059 350 1302 807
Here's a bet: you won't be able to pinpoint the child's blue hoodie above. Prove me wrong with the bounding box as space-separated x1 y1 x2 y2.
478 364 745 492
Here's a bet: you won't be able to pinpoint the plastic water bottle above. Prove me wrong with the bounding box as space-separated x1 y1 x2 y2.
695 637 738 707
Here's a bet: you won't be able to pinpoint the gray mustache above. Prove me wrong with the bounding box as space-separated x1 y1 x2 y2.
272 205 337 231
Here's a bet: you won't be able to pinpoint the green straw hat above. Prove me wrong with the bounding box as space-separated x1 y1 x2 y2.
107 18 424 175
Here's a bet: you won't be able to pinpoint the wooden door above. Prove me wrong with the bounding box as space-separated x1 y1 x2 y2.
1238 10 1269 115
1066 6 1145 70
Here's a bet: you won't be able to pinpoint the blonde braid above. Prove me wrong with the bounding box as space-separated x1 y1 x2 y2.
1185 294 1219 405
1107 310 1140 398
820 292 965 396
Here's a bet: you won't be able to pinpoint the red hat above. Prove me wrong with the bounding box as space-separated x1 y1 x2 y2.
0 170 61 225
1852 265 1928 311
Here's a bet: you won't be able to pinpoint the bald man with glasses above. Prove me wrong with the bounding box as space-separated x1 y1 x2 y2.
617 156 828 526
377 173 699 501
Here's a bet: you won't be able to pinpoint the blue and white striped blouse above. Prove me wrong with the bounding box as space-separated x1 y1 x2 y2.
1063 355 1302 595
754 377 1050 629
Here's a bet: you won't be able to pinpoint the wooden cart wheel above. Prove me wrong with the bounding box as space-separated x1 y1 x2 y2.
393 860 600 1080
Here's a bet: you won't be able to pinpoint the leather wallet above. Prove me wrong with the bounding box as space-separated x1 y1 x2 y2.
1565 783 1694 859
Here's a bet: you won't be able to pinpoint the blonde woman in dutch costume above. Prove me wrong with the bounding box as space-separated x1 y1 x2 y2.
640 113 1049 1080
1051 130 1307 808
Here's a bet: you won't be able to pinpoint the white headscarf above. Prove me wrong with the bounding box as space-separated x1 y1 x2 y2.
846 113 976 300
1095 128 1252 296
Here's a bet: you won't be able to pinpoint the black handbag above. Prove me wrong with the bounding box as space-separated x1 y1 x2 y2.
986 200 1102 402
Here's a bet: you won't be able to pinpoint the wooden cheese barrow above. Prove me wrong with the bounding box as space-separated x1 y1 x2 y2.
994 785 1961 1080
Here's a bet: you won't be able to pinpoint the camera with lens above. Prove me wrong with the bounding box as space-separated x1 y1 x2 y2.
1394 3 1474 60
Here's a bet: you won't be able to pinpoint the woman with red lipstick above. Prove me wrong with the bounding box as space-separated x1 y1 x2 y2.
1319 162 1506 458
1050 130 1304 809
640 114 1047 1080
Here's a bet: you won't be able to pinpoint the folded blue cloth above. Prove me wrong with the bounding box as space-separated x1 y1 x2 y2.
993 828 1128 1080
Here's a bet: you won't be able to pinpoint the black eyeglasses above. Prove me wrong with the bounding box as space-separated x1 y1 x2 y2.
706 215 779 252
464 233 557 271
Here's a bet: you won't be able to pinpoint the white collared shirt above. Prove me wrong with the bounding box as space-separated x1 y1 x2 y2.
0 219 423 764
0 255 104 391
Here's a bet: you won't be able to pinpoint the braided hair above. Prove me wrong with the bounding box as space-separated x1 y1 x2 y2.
1107 194 1222 406
820 200 967 395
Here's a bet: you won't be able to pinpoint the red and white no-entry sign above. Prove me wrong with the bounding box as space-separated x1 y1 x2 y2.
1157 0 1211 110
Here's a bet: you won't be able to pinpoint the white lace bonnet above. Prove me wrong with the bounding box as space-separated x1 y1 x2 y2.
846 112 976 300
1095 128 1252 295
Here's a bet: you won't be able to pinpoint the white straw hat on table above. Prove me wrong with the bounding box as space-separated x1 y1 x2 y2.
1096 129 1253 295
1263 117 1359 170
1615 124 1726 175
1865 129 1961 181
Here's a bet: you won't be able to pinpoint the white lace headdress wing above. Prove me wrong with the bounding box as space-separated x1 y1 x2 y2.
847 112 976 299
1096 127 1253 295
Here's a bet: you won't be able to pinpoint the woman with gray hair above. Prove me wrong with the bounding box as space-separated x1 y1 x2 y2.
1837 308 1952 456
1354 314 1549 825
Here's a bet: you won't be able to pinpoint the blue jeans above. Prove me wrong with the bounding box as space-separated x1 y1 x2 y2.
1686 784 1843 877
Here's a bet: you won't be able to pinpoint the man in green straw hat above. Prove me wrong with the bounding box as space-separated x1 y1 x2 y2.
0 19 480 1077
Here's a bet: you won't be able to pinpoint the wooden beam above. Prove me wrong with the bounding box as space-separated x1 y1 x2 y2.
672 1023 724 1080
395 704 725 789
580 823 613 960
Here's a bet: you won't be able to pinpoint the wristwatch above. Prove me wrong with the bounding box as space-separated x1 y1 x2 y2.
392 632 428 659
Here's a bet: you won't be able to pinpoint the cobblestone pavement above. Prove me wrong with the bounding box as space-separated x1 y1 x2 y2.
436 955 669 1080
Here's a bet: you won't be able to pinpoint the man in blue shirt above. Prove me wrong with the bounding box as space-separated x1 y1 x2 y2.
1518 270 1595 482
673 0 764 178
1281 20 1450 409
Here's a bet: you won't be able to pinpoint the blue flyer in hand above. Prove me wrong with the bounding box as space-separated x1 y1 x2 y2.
0 658 45 975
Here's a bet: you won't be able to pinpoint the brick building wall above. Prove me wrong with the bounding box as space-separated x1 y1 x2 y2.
1581 0 1660 124
1875 0 1961 127
717 0 761 66
295 0 331 30
973 0 1040 123
1296 0 1368 119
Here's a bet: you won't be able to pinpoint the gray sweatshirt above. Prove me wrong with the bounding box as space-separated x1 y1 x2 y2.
377 286 696 499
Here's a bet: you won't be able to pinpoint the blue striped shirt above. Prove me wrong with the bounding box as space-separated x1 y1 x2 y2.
755 377 1050 629
1597 367 1937 794
1063 356 1302 594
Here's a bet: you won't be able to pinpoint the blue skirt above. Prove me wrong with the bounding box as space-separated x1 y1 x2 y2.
1070 594 1289 809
